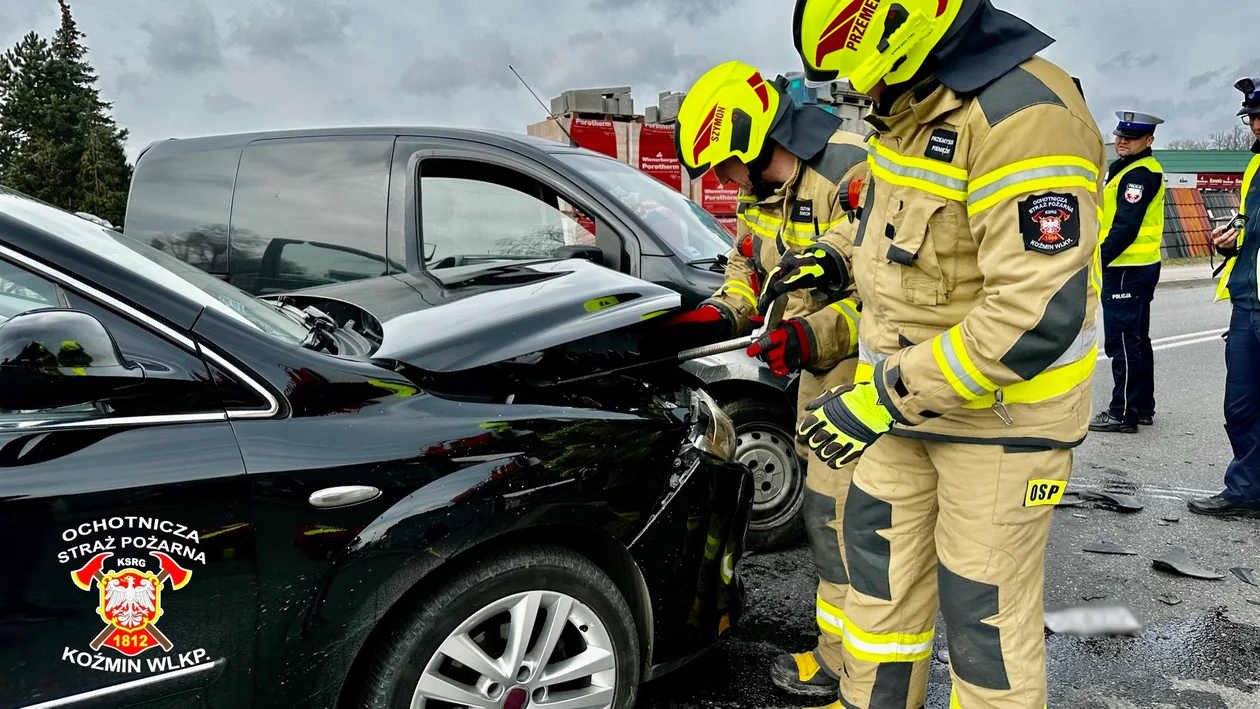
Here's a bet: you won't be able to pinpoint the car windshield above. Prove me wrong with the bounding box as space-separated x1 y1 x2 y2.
0 189 310 345
556 153 734 261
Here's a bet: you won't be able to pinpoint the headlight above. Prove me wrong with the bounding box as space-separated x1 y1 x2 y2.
688 389 736 462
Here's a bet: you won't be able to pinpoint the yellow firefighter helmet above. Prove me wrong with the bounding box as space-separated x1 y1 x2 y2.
674 61 783 180
793 0 965 93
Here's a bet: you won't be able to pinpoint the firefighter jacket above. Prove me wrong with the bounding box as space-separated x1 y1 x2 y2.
830 56 1106 448
1100 150 1165 267
706 130 870 373
1214 144 1260 306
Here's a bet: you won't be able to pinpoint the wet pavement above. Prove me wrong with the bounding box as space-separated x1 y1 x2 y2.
637 287 1260 709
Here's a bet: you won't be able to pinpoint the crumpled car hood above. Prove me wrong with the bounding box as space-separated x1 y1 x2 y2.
368 259 679 372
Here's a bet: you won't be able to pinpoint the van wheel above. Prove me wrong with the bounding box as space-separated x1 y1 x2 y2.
720 396 805 553
351 545 640 709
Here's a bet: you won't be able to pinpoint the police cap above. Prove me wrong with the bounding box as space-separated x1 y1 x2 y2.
1236 77 1260 116
1113 111 1164 138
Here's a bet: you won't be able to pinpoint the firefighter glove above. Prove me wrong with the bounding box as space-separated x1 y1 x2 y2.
641 303 736 357
747 318 815 376
758 243 848 315
797 382 893 468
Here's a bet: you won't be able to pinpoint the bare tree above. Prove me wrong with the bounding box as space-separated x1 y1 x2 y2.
1207 125 1254 151
1164 138 1210 150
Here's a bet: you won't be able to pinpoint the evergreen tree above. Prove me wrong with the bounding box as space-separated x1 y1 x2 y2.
0 1 132 225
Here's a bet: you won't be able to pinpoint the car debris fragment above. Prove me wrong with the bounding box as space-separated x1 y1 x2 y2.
1231 567 1257 586
1080 490 1144 512
1084 541 1138 555
1158 593 1182 606
1153 548 1225 580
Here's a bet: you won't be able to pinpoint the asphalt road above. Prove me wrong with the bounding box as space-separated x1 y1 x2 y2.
638 285 1260 709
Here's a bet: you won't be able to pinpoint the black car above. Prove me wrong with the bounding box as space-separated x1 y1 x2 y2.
0 187 752 709
122 127 807 551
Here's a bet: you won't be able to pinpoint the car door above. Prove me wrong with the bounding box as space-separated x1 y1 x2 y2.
386 137 638 284
0 254 258 709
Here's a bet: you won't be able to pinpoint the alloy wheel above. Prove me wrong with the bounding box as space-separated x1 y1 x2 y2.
411 590 617 709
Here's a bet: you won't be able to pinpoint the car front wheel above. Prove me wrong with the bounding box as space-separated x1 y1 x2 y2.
720 396 806 553
351 545 640 709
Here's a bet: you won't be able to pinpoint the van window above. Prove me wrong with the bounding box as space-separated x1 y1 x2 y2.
124 146 240 274
418 159 597 269
230 136 395 294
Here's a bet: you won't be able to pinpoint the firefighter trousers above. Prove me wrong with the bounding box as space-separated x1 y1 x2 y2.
838 434 1070 709
798 362 859 677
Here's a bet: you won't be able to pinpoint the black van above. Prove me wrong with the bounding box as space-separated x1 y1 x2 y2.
123 126 806 550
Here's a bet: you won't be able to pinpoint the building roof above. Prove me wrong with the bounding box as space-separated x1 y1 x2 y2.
1151 150 1256 174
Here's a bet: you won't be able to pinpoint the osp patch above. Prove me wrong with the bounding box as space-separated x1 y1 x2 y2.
1019 193 1080 255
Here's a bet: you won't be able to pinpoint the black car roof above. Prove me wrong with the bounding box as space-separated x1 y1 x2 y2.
136 125 603 161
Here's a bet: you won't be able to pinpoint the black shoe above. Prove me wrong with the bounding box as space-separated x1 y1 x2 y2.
1089 411 1138 434
770 649 839 699
1187 493 1260 518
1138 415 1153 426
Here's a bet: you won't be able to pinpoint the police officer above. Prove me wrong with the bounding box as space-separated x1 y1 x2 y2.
1089 112 1166 434
1188 78 1260 518
785 1 1104 707
665 60 871 698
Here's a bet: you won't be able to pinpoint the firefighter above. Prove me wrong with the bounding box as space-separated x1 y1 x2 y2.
1188 77 1260 519
665 60 870 698
1089 111 1166 434
783 1 1104 708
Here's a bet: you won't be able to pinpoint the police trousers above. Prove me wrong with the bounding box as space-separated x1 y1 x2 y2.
1102 264 1160 423
838 434 1070 709
1223 305 1260 508
798 362 859 676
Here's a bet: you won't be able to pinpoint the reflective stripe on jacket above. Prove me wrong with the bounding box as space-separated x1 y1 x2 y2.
1100 156 1165 267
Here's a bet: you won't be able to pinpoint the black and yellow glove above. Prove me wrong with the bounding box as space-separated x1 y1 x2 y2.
757 243 848 315
797 382 893 469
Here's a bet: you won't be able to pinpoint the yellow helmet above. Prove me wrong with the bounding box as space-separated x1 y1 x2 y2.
674 61 784 180
793 0 965 93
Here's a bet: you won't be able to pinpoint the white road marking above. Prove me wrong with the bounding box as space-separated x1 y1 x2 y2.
1096 329 1226 361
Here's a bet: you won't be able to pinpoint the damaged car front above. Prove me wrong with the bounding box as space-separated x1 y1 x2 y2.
0 186 752 709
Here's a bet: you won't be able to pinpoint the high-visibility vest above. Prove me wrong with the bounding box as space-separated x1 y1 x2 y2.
1100 156 1165 267
1215 154 1260 302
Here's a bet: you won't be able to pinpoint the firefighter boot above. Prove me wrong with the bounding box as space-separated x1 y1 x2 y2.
771 649 840 699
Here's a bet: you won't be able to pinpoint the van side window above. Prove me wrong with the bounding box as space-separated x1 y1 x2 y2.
418 160 597 269
230 137 395 295
124 146 239 275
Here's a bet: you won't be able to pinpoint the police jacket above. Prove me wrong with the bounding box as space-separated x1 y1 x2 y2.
1100 148 1165 268
827 50 1106 448
708 129 870 374
1215 141 1260 308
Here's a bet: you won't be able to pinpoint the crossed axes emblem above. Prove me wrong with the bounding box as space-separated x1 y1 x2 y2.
70 551 192 653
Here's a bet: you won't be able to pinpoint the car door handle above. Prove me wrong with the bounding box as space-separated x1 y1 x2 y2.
309 485 382 509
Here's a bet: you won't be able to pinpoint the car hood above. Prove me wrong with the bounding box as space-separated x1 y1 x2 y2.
289 259 680 372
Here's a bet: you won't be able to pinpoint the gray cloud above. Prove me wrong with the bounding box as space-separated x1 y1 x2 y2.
1187 66 1230 91
587 0 736 22
1097 51 1164 73
203 91 251 113
400 37 520 98
229 1 350 61
141 0 222 74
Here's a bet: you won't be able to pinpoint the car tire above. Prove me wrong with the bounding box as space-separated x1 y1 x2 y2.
351 544 641 709
719 395 806 553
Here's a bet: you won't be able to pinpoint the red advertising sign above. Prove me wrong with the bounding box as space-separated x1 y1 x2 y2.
715 216 738 237
568 118 617 159
638 125 682 192
1198 173 1244 190
700 171 740 215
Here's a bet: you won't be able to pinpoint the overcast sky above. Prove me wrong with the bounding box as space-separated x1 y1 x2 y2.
3 0 1257 161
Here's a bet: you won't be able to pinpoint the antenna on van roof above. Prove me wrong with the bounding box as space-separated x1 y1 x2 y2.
509 64 578 148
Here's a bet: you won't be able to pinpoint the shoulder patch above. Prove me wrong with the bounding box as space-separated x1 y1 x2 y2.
808 142 868 184
976 67 1066 128
1019 193 1080 255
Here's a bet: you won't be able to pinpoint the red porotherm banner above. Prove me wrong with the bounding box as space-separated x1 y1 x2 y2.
568 118 617 159
638 125 682 191
715 216 738 237
1198 173 1244 190
701 171 740 214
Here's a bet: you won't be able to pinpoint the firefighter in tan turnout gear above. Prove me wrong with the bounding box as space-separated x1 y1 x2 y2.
772 0 1105 707
662 60 871 698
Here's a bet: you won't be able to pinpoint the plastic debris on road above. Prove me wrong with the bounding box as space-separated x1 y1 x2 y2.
1080 490 1144 512
1158 593 1182 606
1153 548 1225 580
1084 541 1138 555
1231 567 1257 586
1044 604 1144 636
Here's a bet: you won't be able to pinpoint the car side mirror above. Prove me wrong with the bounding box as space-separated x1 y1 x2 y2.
0 309 145 411
553 245 603 265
